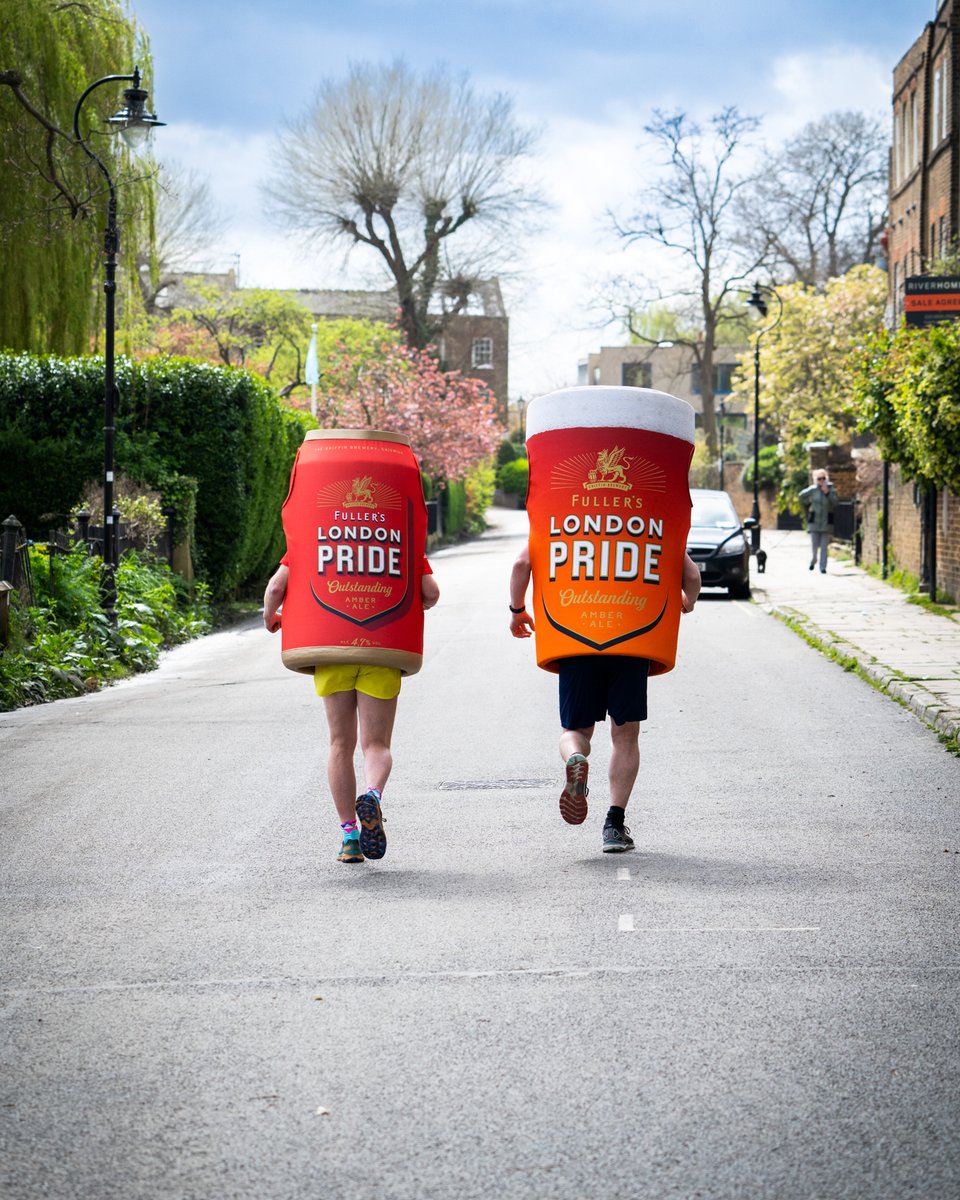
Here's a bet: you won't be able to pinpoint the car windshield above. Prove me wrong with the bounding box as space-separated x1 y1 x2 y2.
691 498 739 529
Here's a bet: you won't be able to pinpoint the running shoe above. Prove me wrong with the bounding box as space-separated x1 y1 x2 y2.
560 754 589 825
602 824 635 853
356 791 387 860
337 837 364 864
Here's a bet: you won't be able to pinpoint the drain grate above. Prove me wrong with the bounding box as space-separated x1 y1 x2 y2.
437 778 551 791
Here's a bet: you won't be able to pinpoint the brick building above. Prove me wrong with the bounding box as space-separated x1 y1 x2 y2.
868 0 960 601
889 0 959 322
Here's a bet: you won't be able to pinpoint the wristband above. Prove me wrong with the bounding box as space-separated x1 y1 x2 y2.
509 604 526 614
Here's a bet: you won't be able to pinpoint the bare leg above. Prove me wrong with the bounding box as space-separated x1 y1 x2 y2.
357 692 398 793
608 720 641 810
322 691 360 824
560 726 593 762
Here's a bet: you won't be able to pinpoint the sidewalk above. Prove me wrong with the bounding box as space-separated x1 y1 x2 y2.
749 530 960 747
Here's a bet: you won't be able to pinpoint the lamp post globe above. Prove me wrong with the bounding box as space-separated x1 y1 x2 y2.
73 67 163 622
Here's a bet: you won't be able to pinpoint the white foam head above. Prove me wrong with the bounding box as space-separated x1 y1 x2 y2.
525 385 696 445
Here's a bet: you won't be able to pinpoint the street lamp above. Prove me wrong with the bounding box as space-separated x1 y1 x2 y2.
73 67 163 620
744 281 782 561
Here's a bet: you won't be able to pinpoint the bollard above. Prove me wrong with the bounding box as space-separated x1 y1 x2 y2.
2 515 22 585
75 507 91 553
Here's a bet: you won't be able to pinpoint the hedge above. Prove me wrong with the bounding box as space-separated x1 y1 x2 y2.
0 352 313 597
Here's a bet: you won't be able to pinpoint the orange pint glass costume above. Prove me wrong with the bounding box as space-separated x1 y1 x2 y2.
524 386 696 676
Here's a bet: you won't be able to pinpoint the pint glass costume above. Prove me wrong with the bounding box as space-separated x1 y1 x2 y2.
525 386 696 676
279 429 428 677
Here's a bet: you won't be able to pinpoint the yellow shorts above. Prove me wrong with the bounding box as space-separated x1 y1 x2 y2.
313 663 402 700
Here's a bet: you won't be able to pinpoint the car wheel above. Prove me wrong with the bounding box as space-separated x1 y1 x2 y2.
728 581 751 600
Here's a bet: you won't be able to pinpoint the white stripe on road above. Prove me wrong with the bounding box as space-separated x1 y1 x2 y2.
616 867 631 881
618 925 820 934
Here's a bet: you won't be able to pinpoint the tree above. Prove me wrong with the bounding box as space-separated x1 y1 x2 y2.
735 111 888 287
264 60 541 350
159 282 314 382
611 107 767 461
855 321 960 495
0 0 154 353
314 341 500 481
728 264 887 506
137 160 227 313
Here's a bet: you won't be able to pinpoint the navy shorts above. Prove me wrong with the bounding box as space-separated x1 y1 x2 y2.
558 656 650 729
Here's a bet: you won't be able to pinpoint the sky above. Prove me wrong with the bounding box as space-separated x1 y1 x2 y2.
128 0 934 401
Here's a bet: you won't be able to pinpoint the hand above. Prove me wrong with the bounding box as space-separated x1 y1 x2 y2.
510 610 535 638
681 553 701 613
264 611 282 633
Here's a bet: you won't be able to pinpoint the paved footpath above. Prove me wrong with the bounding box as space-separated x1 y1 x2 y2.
751 530 960 747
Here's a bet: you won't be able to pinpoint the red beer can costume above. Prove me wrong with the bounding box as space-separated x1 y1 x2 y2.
280 429 428 677
525 386 696 676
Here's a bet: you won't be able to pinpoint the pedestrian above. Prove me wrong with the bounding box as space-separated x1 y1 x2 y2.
263 560 439 864
799 470 838 574
508 542 702 853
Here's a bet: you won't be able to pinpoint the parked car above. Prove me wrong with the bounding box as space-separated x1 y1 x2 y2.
686 489 753 599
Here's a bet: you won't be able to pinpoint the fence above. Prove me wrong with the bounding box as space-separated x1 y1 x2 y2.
0 509 176 646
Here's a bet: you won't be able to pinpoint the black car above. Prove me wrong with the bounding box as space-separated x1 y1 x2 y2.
686 488 752 599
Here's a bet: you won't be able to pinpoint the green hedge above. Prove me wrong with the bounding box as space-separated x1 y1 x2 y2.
0 352 313 597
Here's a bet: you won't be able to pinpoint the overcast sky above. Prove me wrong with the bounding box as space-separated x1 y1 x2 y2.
129 0 931 400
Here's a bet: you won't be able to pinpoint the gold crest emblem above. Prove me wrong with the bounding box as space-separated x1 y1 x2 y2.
585 446 632 491
345 475 377 507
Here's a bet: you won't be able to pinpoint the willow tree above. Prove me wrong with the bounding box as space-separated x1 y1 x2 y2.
264 60 541 350
0 0 154 354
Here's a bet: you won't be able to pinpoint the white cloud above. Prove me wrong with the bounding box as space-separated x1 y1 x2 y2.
766 46 891 137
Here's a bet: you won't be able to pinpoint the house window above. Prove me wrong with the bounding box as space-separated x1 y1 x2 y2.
690 363 737 394
471 337 493 368
621 361 652 388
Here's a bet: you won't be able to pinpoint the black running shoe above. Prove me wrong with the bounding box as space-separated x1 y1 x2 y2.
602 824 635 853
356 791 387 860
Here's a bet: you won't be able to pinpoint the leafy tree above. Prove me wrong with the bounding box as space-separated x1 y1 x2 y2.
736 111 888 287
264 60 541 350
728 264 887 505
315 341 500 481
855 322 960 494
611 107 766 461
0 0 155 352
157 282 314 381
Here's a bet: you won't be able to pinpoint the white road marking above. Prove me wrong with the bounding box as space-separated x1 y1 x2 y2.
616 867 631 881
618 913 635 932
626 926 821 933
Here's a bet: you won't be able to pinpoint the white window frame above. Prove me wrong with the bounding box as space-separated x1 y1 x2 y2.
471 336 493 369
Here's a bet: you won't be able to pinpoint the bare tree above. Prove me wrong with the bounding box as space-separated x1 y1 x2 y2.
612 106 768 461
137 160 228 312
735 111 888 286
263 60 541 349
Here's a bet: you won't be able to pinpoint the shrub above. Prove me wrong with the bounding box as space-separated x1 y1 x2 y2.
497 439 524 466
0 546 212 712
464 462 496 533
498 458 529 495
0 351 313 598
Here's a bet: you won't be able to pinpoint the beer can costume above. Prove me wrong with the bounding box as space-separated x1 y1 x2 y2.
525 386 696 676
280 429 428 677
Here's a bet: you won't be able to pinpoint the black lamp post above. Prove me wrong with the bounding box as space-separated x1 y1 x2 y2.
73 67 163 620
744 281 782 558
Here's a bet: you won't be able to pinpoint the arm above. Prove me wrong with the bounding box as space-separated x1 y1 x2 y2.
681 552 701 614
421 573 440 610
262 564 289 632
509 544 535 638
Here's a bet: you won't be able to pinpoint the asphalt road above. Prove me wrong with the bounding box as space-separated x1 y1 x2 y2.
2 507 959 1200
